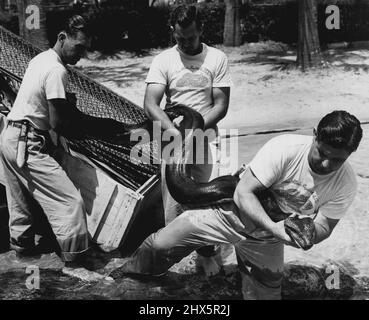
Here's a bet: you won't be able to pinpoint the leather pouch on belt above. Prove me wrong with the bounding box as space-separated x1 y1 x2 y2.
16 121 28 168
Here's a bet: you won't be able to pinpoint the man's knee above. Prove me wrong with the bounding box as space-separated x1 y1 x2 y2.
151 237 171 252
150 218 199 257
150 230 186 253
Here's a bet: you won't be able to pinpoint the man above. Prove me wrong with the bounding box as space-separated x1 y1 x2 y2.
0 15 92 263
143 4 232 275
110 110 362 300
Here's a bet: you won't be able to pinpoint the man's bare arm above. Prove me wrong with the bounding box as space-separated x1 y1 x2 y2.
313 214 339 244
48 98 82 137
203 87 230 129
144 83 180 135
234 168 294 244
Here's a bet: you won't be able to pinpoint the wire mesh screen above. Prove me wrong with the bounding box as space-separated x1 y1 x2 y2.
0 25 160 190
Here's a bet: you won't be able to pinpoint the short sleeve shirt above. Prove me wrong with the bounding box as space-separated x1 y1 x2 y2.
7 49 67 130
145 43 232 117
247 134 357 220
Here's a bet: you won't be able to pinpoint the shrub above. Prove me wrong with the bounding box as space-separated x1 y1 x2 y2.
4 1 369 51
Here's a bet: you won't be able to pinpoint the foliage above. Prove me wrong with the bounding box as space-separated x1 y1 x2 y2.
3 1 369 51
0 10 18 34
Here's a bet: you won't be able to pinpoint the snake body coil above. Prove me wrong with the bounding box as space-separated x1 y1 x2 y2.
163 105 315 250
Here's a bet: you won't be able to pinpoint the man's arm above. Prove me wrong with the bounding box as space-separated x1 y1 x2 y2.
203 87 230 129
234 168 294 245
313 214 339 244
144 83 180 136
48 97 82 138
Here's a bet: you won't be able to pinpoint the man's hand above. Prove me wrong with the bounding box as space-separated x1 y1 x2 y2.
165 127 181 138
272 220 298 247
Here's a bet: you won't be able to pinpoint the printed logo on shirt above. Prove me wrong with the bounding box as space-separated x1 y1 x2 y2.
273 180 319 216
175 67 212 89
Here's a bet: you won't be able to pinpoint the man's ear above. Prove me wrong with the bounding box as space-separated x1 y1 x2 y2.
312 128 318 143
58 32 67 44
198 24 204 36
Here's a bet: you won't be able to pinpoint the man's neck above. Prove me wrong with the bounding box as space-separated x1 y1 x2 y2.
52 46 65 65
179 43 203 56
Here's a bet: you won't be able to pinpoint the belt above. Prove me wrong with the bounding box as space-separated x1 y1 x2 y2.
7 120 47 134
7 120 48 168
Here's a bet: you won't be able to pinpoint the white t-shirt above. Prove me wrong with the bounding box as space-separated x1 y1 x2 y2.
8 49 67 130
247 134 357 220
145 43 232 117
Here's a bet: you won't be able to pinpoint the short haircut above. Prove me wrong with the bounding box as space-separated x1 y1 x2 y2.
170 5 203 30
63 15 90 38
316 110 362 152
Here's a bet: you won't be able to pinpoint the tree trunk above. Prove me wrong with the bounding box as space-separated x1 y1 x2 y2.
223 0 242 47
297 0 324 71
16 0 49 50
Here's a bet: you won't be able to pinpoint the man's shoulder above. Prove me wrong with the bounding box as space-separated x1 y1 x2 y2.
250 134 311 166
338 161 357 190
31 49 54 63
30 50 66 74
205 44 228 60
268 134 312 148
154 46 178 60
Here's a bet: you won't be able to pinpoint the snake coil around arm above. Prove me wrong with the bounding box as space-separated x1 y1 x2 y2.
163 105 315 250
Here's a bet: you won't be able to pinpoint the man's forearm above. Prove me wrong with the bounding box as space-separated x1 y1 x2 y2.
145 103 177 131
235 192 278 236
203 103 227 129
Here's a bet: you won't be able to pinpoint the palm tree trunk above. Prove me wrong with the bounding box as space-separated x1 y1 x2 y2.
16 0 49 50
297 0 324 71
223 0 242 47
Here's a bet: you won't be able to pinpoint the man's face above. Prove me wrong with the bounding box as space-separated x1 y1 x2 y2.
61 31 90 65
173 21 202 55
308 136 351 175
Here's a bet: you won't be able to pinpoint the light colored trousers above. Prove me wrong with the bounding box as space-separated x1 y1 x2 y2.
123 203 284 300
0 124 89 261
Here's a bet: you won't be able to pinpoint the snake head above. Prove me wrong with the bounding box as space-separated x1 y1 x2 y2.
284 216 316 250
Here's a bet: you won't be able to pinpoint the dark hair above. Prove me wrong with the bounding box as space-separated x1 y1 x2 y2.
316 110 362 152
63 15 90 38
170 5 203 30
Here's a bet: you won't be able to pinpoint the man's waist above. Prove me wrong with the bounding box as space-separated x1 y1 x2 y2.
7 119 48 135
